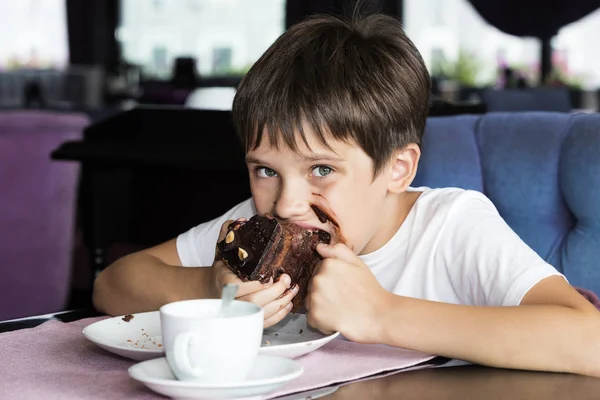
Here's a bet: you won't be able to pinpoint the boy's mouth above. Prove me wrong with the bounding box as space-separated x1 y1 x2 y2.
272 195 347 246
291 220 324 231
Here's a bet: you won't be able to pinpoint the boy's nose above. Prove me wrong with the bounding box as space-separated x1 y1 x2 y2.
273 181 310 220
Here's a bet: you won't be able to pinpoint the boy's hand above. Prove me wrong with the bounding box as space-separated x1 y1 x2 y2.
305 243 392 343
211 220 298 328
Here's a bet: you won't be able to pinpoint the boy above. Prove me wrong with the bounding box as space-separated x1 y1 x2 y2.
93 13 600 376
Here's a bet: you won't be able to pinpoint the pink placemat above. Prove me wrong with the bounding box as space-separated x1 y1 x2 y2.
2 286 598 399
267 340 435 399
0 317 435 399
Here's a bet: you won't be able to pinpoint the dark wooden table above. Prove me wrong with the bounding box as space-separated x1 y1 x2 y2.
317 364 600 400
2 309 598 399
0 308 103 333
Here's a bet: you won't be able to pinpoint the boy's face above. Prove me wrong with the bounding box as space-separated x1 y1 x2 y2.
245 128 411 255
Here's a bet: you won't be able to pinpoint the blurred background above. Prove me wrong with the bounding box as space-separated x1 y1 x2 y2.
1 0 599 321
2 0 599 111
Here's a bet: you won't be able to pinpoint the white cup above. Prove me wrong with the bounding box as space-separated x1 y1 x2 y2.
160 299 263 383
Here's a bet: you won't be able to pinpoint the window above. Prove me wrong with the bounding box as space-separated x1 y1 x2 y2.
404 0 540 87
404 0 600 89
0 0 68 70
554 8 600 88
118 0 285 79
151 47 169 72
212 47 233 75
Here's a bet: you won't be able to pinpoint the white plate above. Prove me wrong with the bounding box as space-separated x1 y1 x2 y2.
83 311 162 361
83 312 339 361
260 313 340 358
129 355 302 399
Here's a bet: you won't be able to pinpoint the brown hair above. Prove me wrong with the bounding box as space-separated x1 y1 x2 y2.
232 11 430 175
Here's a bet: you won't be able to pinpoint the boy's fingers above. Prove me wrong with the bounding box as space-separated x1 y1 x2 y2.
263 302 293 329
236 280 269 297
217 220 235 242
237 275 292 307
216 265 266 297
262 284 298 320
316 242 357 264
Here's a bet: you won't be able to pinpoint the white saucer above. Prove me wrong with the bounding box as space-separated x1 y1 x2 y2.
84 312 339 361
128 355 303 399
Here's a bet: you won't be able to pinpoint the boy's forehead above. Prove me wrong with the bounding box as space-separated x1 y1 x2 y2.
248 127 350 158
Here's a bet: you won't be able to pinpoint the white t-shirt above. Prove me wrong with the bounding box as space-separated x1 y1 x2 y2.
176 187 563 307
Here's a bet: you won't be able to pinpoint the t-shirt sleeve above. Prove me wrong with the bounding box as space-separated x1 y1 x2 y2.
176 198 256 267
436 191 565 307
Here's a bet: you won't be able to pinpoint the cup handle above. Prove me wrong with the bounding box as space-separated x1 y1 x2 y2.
173 332 203 378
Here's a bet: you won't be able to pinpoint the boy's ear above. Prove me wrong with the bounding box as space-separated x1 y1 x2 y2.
387 143 421 193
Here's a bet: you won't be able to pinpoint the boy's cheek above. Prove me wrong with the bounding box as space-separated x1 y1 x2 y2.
249 191 275 214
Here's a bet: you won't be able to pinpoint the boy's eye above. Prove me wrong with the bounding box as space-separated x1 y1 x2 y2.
256 167 278 178
312 166 333 177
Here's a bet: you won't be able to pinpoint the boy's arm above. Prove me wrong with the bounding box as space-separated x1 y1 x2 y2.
307 244 600 378
376 275 600 377
92 239 221 316
93 230 296 326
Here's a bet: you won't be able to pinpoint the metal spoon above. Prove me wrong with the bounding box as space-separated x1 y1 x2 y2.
219 284 238 317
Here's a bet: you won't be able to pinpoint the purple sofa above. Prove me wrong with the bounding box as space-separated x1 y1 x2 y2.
0 111 89 320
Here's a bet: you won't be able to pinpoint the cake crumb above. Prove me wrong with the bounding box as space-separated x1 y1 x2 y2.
122 314 134 322
265 340 271 346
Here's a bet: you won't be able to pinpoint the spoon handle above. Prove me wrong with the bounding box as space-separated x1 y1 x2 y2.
219 283 239 317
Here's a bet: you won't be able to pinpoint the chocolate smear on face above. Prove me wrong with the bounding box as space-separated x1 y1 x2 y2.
310 194 340 228
310 194 347 246
311 204 330 224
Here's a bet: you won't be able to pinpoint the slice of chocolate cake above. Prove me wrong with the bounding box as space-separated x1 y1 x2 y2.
216 214 331 312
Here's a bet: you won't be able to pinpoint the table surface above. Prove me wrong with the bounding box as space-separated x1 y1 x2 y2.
2 309 598 400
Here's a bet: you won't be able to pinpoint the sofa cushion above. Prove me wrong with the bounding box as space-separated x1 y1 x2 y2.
415 115 483 191
415 112 600 295
0 111 89 320
558 114 600 288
